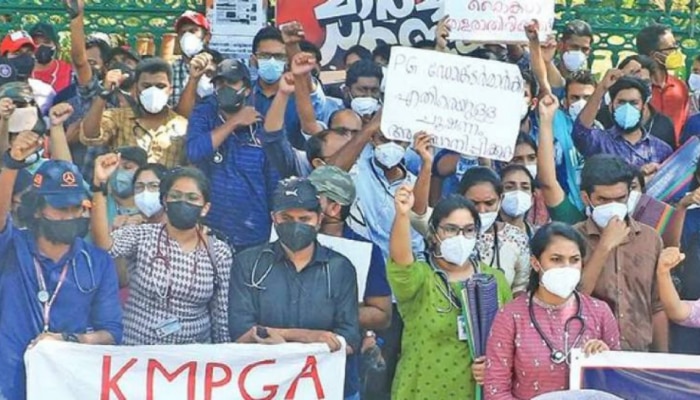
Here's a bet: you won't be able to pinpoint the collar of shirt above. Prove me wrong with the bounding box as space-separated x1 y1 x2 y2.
271 240 332 266
610 125 652 143
27 233 82 270
582 217 642 242
369 156 408 188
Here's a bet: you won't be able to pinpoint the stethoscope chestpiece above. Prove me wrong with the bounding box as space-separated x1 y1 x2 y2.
551 350 567 364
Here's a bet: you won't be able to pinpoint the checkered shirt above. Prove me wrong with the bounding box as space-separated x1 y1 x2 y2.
109 224 232 345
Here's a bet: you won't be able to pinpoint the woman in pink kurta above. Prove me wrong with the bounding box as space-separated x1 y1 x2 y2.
484 222 620 400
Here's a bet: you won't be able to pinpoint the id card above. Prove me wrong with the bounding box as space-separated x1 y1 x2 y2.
154 317 182 338
457 315 468 342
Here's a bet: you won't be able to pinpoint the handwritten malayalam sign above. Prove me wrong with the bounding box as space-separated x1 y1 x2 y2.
270 230 372 302
444 0 555 43
381 46 524 161
26 340 346 400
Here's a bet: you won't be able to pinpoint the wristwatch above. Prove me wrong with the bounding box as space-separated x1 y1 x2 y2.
61 332 81 343
90 181 108 196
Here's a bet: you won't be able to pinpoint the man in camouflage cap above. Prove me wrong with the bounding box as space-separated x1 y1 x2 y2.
309 165 392 400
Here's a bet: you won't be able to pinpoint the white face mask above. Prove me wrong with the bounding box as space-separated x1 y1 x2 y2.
562 50 587 72
525 164 538 178
627 190 642 214
568 99 587 121
603 91 611 105
520 100 530 120
689 73 700 92
501 190 533 218
197 75 214 98
374 142 405 169
591 202 628 228
541 266 581 299
439 235 477 267
180 32 204 58
134 191 163 218
479 211 499 234
139 87 169 114
351 96 380 116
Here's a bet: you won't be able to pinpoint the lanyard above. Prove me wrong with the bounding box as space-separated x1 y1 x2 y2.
34 259 70 333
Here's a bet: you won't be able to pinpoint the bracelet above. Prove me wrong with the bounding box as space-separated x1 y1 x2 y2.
61 332 80 343
90 181 108 196
2 150 29 170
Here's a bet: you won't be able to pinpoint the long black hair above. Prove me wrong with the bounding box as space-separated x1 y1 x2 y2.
526 222 588 293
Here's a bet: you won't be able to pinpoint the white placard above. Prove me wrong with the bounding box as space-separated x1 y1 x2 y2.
26 340 346 400
444 0 555 43
271 230 373 302
381 46 524 161
212 0 266 36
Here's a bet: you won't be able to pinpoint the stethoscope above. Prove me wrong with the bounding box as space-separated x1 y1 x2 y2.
244 244 333 298
34 249 99 297
73 250 98 293
529 291 585 365
149 225 200 299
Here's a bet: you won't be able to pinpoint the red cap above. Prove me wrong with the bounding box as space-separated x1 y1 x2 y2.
175 11 210 32
0 30 36 55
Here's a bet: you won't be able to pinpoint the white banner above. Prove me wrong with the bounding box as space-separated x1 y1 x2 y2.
270 230 373 302
381 46 524 161
26 340 346 400
444 0 555 43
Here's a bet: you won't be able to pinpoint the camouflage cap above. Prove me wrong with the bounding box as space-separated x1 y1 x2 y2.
0 81 33 104
308 165 356 206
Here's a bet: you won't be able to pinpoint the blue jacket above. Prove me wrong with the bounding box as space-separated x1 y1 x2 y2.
0 218 123 400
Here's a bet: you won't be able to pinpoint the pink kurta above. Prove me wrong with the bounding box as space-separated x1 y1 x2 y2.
484 293 620 400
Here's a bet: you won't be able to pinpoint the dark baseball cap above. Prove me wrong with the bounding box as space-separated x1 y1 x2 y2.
32 160 88 209
272 177 320 213
29 22 59 45
108 46 142 65
116 146 147 167
212 59 250 85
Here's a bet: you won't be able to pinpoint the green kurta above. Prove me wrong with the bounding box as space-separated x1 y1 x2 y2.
388 259 512 400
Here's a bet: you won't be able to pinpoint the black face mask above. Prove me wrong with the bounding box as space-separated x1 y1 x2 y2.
37 217 90 245
166 201 203 230
276 221 318 252
217 86 247 114
35 45 56 65
9 54 35 81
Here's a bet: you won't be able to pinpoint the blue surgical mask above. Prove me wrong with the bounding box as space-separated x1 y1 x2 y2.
109 169 135 199
257 58 285 83
613 103 641 131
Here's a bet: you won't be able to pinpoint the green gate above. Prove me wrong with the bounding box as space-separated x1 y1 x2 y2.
555 0 700 75
0 0 204 52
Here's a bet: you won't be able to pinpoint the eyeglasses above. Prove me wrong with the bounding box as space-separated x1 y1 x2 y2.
438 224 477 239
256 53 287 62
134 181 160 193
658 45 679 53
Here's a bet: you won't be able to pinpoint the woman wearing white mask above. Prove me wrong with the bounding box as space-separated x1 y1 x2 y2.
458 167 532 295
390 188 511 400
499 164 538 239
507 133 550 227
485 222 620 400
